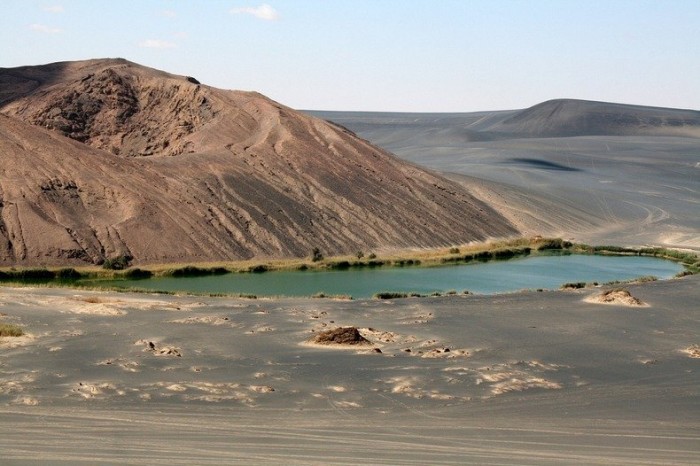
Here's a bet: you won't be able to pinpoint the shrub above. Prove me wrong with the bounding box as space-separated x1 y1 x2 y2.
374 292 409 299
122 268 153 279
14 269 56 280
248 264 268 273
311 247 324 262
0 323 24 337
56 268 82 279
356 251 364 259
167 266 229 277
327 260 350 270
449 247 460 254
366 260 385 267
561 282 586 289
368 253 377 259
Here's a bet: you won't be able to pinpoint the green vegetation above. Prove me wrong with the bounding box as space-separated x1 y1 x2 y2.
0 322 24 337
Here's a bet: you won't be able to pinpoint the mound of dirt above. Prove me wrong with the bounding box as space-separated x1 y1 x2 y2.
587 289 645 306
311 327 371 346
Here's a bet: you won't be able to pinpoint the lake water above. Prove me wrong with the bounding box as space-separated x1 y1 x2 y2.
94 254 684 298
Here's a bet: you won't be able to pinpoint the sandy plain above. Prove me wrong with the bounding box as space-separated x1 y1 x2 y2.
1 273 699 464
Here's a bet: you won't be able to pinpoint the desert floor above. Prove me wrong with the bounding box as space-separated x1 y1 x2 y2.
1 273 698 464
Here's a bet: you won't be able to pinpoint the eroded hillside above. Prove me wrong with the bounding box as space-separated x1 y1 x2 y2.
0 59 517 266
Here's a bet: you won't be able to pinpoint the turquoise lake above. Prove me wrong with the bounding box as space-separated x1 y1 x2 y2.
94 254 684 298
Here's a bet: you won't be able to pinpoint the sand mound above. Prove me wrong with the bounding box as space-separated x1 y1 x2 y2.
682 345 700 358
584 289 646 306
309 327 371 346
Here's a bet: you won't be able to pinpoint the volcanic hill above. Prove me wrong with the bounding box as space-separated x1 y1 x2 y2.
0 59 516 266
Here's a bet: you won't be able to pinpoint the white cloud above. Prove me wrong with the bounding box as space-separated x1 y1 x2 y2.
43 5 64 13
29 23 63 34
138 39 176 49
162 9 176 18
230 4 279 21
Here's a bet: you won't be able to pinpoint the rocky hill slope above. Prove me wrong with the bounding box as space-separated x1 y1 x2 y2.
0 59 516 266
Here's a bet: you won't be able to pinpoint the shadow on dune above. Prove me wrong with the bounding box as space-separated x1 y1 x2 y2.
505 157 583 172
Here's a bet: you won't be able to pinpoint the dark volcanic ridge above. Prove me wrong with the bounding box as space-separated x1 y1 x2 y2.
490 99 700 138
0 59 516 266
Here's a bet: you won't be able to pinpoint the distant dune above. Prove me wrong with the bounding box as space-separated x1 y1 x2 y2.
488 99 700 138
0 59 516 266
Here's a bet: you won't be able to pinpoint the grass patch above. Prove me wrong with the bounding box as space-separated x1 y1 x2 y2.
0 323 24 337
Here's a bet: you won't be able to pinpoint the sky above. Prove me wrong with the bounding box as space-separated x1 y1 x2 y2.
2 0 699 112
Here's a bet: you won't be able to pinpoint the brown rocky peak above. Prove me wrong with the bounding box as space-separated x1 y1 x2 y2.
1 59 216 157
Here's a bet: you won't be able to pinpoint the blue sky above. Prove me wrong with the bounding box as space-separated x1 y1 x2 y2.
2 0 699 112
